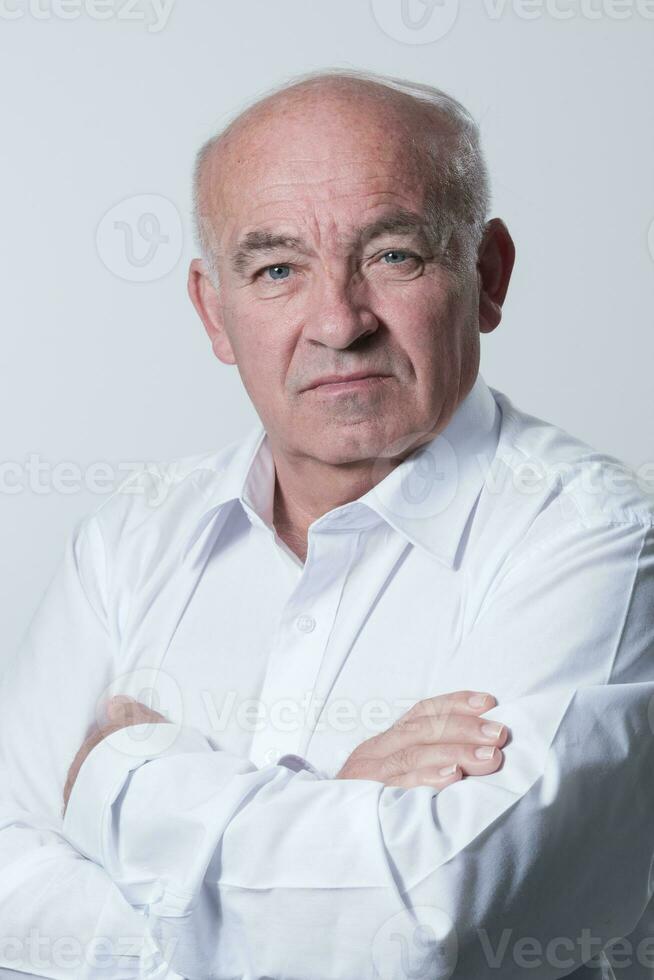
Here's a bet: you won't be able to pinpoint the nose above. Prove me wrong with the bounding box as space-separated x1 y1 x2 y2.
303 272 379 350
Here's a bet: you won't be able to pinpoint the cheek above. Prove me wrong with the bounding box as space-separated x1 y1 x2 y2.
380 285 452 361
225 304 296 391
379 281 476 390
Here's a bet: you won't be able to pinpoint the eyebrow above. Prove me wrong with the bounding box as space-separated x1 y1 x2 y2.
231 232 304 276
230 208 432 276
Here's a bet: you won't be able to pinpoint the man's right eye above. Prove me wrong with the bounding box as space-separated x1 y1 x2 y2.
258 264 291 281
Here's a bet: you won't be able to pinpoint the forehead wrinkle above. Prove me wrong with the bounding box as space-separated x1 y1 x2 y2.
218 125 431 210
210 130 433 269
229 179 430 240
228 158 429 200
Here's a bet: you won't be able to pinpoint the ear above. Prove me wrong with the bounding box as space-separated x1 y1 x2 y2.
187 258 236 364
476 218 516 335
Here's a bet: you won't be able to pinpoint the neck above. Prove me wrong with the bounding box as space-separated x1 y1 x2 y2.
271 448 402 564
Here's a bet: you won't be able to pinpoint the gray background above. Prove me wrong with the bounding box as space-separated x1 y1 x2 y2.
2 0 653 659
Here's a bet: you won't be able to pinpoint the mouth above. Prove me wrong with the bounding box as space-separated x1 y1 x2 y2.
305 372 391 393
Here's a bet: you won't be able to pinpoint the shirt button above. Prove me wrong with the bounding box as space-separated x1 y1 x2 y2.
296 614 316 633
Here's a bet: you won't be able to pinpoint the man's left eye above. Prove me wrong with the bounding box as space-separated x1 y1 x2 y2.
381 250 415 265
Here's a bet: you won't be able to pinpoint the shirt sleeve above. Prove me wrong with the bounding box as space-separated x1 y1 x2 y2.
0 515 185 980
61 516 654 980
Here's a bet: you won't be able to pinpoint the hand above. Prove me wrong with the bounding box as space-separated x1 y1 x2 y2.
335 690 508 791
62 695 170 815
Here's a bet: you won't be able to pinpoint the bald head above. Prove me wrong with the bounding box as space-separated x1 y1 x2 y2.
192 69 490 284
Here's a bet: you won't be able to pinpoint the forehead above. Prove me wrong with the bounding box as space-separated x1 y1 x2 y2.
206 96 437 244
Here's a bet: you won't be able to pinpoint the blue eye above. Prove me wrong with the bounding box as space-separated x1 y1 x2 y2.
265 264 291 280
382 250 409 264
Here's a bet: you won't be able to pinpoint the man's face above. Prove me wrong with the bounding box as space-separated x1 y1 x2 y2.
198 96 485 465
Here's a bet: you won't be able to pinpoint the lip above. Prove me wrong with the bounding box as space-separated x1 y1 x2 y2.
305 372 390 391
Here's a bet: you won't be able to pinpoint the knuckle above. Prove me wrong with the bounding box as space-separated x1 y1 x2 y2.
427 714 449 740
390 718 419 742
407 696 439 720
393 712 420 733
390 746 416 773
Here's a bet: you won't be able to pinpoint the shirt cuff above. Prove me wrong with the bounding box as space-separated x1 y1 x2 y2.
62 721 214 868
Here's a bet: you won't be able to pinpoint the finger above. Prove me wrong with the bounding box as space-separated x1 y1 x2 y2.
383 741 505 779
385 763 462 790
367 711 507 758
399 691 497 726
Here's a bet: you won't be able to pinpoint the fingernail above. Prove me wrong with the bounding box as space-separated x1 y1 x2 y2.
475 745 496 759
481 722 504 739
468 694 488 708
439 763 459 776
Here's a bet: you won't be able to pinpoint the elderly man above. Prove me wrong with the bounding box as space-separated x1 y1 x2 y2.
1 68 653 980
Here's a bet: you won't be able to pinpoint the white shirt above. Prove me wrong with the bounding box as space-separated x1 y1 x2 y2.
1 371 654 980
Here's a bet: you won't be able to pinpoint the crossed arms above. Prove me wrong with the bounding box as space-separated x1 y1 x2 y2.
1 511 653 979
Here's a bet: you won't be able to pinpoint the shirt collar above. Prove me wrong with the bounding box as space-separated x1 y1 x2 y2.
185 372 502 569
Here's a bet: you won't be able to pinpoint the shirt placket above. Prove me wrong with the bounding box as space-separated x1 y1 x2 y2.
248 525 360 768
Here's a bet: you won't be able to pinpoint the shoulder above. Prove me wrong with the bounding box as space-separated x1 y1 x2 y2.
75 425 261 558
487 387 654 537
464 390 654 683
465 388 654 616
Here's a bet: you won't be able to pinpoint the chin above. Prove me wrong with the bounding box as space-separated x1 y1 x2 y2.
302 418 405 466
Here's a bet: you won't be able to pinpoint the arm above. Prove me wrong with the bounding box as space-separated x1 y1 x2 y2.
0 517 184 979
62 516 654 979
